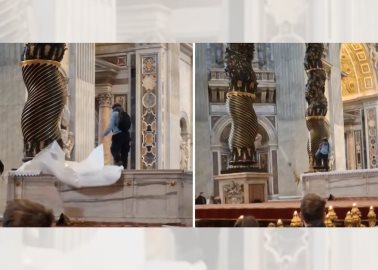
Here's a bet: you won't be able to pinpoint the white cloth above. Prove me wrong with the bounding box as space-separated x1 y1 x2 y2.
16 141 122 188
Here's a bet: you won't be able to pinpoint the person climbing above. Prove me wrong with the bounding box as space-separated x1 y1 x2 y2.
102 103 131 168
315 137 330 171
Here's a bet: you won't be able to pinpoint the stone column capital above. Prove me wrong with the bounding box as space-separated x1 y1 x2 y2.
97 92 113 107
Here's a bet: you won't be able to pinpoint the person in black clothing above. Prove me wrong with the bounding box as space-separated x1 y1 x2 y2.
195 192 207 205
300 193 326 227
102 103 131 168
0 159 3 176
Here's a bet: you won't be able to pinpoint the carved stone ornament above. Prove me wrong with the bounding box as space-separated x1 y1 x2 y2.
97 92 113 107
223 181 244 204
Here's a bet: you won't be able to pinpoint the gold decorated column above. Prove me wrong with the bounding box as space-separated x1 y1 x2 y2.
304 43 329 171
224 43 259 171
97 86 113 165
21 43 67 161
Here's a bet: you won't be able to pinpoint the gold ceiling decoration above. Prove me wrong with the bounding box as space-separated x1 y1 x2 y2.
341 43 377 100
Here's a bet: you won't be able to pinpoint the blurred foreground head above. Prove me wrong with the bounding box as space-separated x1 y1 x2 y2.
3 199 54 227
234 215 259 227
300 193 326 227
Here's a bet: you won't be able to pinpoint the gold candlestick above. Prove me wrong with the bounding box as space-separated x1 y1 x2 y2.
327 205 338 222
351 212 361 227
367 206 376 227
325 213 334 227
344 211 353 227
268 222 276 227
277 219 284 228
351 203 361 217
290 211 302 227
351 203 361 227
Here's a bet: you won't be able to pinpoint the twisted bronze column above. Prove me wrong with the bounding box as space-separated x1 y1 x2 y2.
304 43 329 171
21 43 67 161
224 44 258 170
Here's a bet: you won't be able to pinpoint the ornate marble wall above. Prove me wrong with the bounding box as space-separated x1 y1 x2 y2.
365 105 378 168
134 44 192 170
139 53 159 169
342 43 378 170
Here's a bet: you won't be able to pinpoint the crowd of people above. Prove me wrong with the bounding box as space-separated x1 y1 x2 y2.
196 192 337 228
0 192 372 227
231 192 325 227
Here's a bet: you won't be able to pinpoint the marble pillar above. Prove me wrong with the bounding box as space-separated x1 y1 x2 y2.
195 43 214 196
166 44 181 169
179 44 193 171
0 44 25 214
272 43 308 196
97 84 113 165
345 128 357 169
327 43 346 170
0 44 25 172
68 43 96 162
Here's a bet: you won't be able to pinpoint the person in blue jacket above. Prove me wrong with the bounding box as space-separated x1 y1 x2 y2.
102 103 131 168
315 137 330 171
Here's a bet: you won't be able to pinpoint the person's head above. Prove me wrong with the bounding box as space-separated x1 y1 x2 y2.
300 193 326 227
112 103 123 111
323 137 328 142
2 199 55 227
234 215 259 227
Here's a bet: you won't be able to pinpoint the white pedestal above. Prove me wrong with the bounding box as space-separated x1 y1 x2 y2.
301 168 378 198
7 170 192 225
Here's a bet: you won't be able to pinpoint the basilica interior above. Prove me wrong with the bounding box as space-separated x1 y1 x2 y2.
196 43 378 199
0 43 193 225
0 43 193 172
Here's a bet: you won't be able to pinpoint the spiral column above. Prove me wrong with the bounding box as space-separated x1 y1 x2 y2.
20 43 67 161
224 44 258 170
304 43 329 171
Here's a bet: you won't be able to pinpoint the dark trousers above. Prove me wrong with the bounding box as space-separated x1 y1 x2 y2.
111 132 130 168
316 152 329 170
